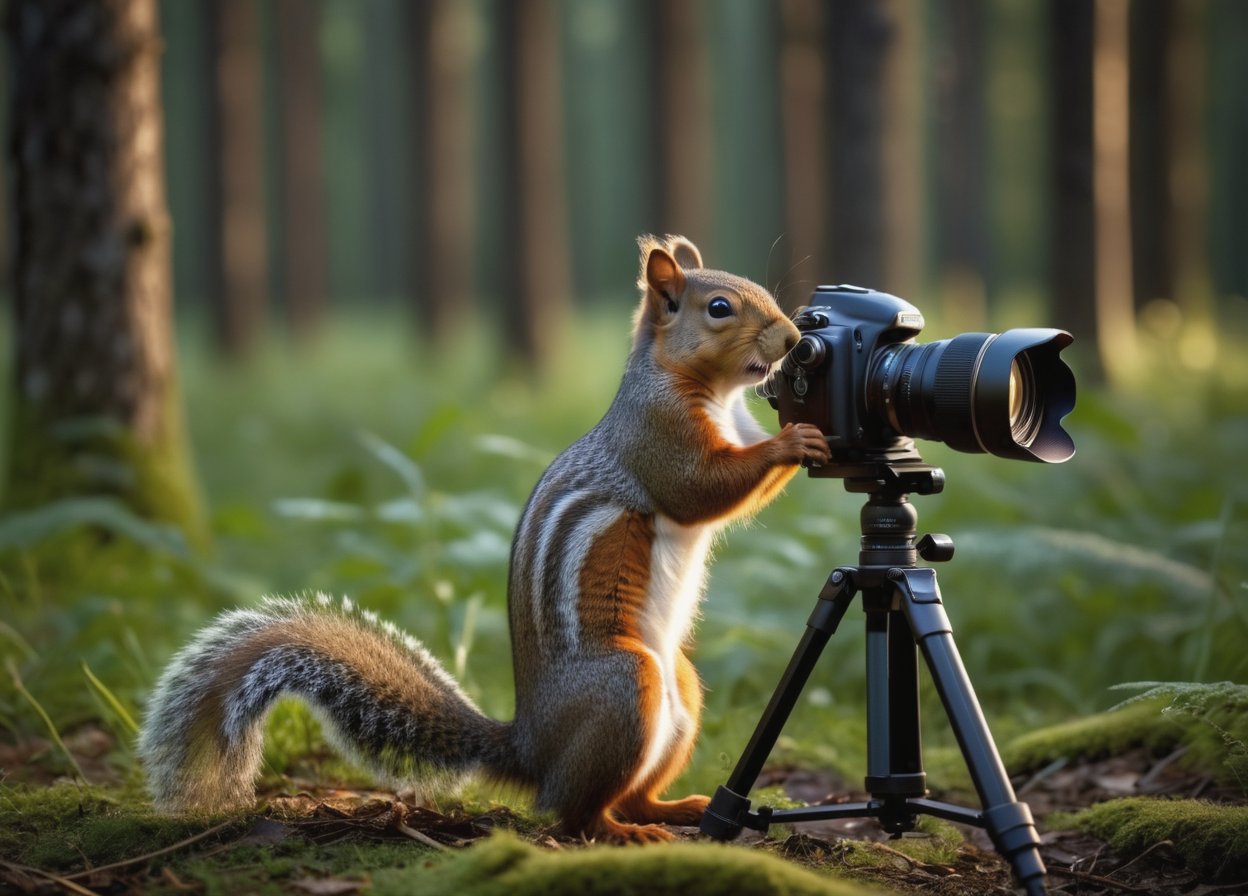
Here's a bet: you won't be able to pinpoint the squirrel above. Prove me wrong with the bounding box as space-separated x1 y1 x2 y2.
138 235 831 843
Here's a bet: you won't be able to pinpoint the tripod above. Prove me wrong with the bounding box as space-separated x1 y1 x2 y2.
700 464 1047 896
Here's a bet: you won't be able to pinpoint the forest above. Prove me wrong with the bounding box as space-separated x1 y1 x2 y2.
1 1 1247 895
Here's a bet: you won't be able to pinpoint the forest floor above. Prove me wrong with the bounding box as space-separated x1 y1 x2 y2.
3 720 1246 896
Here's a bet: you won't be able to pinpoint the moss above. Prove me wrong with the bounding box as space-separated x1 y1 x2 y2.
1002 697 1180 772
0 780 239 872
368 830 878 896
4 382 209 550
1003 683 1248 794
1055 798 1248 882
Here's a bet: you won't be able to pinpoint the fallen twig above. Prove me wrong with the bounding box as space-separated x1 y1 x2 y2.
1 859 100 896
60 817 239 881
1047 863 1155 892
395 818 450 851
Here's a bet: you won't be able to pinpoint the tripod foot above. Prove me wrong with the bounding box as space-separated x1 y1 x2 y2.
699 786 751 841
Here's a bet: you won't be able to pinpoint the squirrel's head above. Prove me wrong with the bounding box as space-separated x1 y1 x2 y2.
633 235 800 391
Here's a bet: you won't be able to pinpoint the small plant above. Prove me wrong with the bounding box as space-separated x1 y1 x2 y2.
1112 681 1248 795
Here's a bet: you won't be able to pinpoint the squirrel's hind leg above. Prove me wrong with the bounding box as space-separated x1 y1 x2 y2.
612 650 709 827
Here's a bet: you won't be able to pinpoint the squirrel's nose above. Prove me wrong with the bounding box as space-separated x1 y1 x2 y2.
783 331 799 353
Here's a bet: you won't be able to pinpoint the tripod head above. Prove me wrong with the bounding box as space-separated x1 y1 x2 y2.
821 462 955 569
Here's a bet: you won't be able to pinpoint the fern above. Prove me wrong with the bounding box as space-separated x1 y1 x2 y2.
1113 681 1248 794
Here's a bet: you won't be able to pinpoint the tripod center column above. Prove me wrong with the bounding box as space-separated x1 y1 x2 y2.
859 492 919 568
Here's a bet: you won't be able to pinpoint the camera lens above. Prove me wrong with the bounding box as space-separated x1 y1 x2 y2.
867 329 1075 463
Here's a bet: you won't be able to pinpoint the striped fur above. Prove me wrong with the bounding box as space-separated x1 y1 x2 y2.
139 594 515 812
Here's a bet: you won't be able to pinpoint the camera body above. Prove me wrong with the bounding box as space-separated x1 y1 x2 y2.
761 285 1076 474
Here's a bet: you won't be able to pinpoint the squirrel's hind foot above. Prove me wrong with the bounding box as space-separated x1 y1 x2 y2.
615 794 709 827
582 814 676 844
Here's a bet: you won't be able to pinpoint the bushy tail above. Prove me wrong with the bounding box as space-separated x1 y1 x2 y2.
138 593 514 812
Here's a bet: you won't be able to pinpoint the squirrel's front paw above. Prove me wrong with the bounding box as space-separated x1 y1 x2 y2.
777 423 831 467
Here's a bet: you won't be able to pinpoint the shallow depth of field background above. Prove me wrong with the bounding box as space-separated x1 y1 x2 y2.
1 0 1246 795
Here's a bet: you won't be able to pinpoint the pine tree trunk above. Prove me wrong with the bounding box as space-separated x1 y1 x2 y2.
275 0 329 341
1048 0 1100 378
647 0 713 246
209 0 267 356
825 0 891 287
778 0 828 309
413 0 478 340
5 0 205 542
498 0 571 368
930 0 988 328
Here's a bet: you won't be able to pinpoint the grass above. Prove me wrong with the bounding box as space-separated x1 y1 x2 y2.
1 306 1247 889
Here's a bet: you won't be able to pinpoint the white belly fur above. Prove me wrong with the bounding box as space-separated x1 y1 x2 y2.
629 514 713 792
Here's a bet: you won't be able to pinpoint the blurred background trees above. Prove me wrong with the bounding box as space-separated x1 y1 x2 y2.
2 0 1247 524
2 0 1246 762
145 0 1243 372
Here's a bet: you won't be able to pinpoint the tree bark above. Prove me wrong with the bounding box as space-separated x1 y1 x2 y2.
1048 0 1100 378
1092 0 1136 381
498 0 572 368
825 0 892 288
778 0 828 309
1128 0 1174 309
275 0 329 342
929 0 988 328
209 0 268 356
647 0 712 247
412 0 478 340
5 0 205 542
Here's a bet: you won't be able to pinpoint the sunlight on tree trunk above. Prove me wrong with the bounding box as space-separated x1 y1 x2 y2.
5 0 206 545
1093 0 1137 383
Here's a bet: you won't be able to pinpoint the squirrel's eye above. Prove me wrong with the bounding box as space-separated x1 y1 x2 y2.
707 297 733 319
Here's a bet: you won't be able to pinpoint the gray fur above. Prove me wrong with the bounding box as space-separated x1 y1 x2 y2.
139 594 513 812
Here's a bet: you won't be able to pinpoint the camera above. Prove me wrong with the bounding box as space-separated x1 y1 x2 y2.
761 285 1076 475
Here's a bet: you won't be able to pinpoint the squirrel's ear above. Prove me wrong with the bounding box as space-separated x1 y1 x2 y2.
666 236 703 270
645 247 685 313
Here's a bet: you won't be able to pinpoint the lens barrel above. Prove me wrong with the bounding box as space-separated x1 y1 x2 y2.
867 329 1076 463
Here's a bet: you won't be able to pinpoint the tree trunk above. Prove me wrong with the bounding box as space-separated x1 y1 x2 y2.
647 0 712 247
275 0 329 341
209 0 268 356
929 0 988 328
412 0 478 340
879 0 924 301
498 0 572 368
825 0 891 287
1128 0 1174 309
1048 0 1100 378
1162 0 1210 312
778 0 827 310
1092 0 1136 381
5 0 205 542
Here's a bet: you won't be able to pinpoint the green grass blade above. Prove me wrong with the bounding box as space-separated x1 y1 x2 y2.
5 657 88 784
82 661 140 736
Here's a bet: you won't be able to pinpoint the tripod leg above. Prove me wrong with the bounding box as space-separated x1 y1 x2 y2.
862 607 928 834
893 568 1047 895
700 569 856 840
